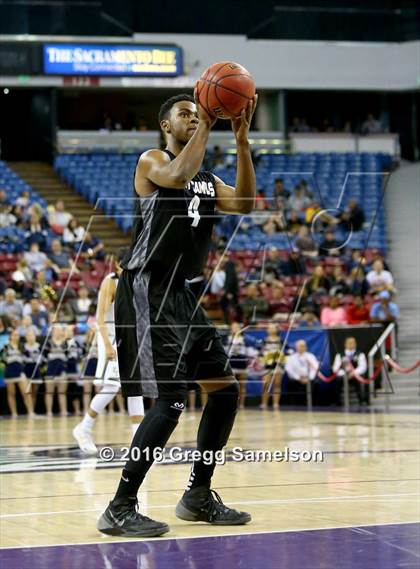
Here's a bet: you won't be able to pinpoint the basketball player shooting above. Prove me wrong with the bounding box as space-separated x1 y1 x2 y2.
97 89 258 537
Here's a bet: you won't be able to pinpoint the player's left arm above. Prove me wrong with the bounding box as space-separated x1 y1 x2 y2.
214 96 258 215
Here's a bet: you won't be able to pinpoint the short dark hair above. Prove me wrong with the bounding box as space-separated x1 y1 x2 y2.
158 94 195 125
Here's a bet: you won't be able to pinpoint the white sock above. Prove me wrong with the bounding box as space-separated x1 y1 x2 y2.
131 423 140 438
81 413 95 430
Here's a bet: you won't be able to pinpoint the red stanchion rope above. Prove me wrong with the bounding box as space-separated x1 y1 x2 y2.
317 370 339 383
345 360 384 384
384 355 420 374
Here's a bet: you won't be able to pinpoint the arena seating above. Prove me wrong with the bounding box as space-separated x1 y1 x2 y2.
0 161 49 254
54 151 391 249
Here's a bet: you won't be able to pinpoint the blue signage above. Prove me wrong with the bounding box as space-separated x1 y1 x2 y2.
43 43 183 76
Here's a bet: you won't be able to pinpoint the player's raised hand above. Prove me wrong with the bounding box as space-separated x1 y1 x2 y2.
231 94 258 143
194 82 217 128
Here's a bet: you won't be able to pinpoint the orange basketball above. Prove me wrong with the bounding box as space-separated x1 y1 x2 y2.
196 61 256 120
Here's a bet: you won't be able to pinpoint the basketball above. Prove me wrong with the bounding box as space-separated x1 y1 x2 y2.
196 61 256 119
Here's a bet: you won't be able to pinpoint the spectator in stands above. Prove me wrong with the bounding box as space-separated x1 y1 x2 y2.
367 250 390 272
273 178 290 205
16 191 30 208
264 248 281 280
0 289 23 319
329 265 350 296
280 251 305 276
24 210 49 251
320 296 348 326
320 230 343 257
138 118 148 131
70 286 92 323
339 199 365 232
63 218 85 245
248 198 271 229
219 258 242 324
286 210 304 234
0 203 17 227
24 242 49 276
16 314 39 338
241 284 270 324
0 189 7 206
361 113 383 134
49 239 74 274
370 291 399 323
262 214 284 236
366 260 394 293
210 263 226 295
294 226 318 257
347 266 369 297
48 200 72 231
298 308 320 327
307 265 330 295
304 201 322 225
289 186 311 212
347 249 366 272
347 295 370 324
79 232 105 261
11 269 32 301
22 296 49 334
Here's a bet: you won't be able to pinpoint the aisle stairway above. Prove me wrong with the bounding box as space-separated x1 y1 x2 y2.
8 162 129 252
372 162 420 412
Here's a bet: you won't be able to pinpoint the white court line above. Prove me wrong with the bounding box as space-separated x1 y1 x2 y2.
1 492 419 519
1 520 419 551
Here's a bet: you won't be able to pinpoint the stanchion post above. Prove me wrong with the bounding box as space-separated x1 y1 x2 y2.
343 373 350 411
306 380 312 411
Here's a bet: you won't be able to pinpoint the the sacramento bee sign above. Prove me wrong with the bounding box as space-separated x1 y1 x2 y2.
43 43 183 77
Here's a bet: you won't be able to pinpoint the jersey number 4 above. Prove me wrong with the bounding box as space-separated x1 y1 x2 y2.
188 195 201 227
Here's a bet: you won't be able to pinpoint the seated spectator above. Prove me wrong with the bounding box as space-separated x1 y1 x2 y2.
347 249 366 272
49 239 74 273
367 250 390 272
289 187 311 212
273 178 290 201
0 203 17 227
16 314 39 338
48 200 73 231
320 296 348 326
307 265 330 295
0 289 23 319
24 242 49 275
347 266 369 297
249 199 271 228
262 214 284 236
294 226 318 257
11 269 32 301
361 113 383 134
370 291 399 323
16 190 30 208
256 189 268 210
241 284 270 324
347 296 370 324
329 266 350 296
79 232 105 261
320 231 343 257
22 296 49 334
219 258 242 323
24 211 49 251
285 340 319 384
264 248 281 280
210 264 226 295
63 218 85 245
287 210 303 234
69 286 92 322
280 251 305 276
366 260 394 293
339 199 365 232
304 201 322 225
298 308 320 327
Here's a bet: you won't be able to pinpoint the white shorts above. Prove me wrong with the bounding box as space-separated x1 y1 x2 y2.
95 328 120 387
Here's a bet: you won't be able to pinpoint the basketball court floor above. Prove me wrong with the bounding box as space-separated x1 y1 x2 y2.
1 408 419 568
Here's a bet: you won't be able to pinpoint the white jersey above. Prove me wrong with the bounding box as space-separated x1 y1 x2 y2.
95 272 119 384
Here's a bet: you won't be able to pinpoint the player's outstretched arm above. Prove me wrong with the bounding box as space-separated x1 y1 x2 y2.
214 95 258 215
136 90 217 192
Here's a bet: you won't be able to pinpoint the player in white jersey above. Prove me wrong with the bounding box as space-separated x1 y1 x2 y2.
73 250 145 454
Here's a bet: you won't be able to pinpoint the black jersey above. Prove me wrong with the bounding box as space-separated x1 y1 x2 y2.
123 150 219 283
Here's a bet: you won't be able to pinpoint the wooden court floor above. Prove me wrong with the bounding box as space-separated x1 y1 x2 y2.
1 408 419 549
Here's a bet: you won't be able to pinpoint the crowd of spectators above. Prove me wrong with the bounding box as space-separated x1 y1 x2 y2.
289 113 388 135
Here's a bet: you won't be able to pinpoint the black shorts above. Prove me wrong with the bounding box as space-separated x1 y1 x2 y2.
115 269 233 399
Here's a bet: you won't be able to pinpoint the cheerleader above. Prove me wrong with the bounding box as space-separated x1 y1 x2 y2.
1 329 33 417
226 322 249 409
259 323 285 410
23 329 42 409
44 325 68 417
65 325 84 415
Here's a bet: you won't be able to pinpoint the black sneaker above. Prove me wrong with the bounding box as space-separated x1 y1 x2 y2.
97 497 170 537
175 486 251 525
